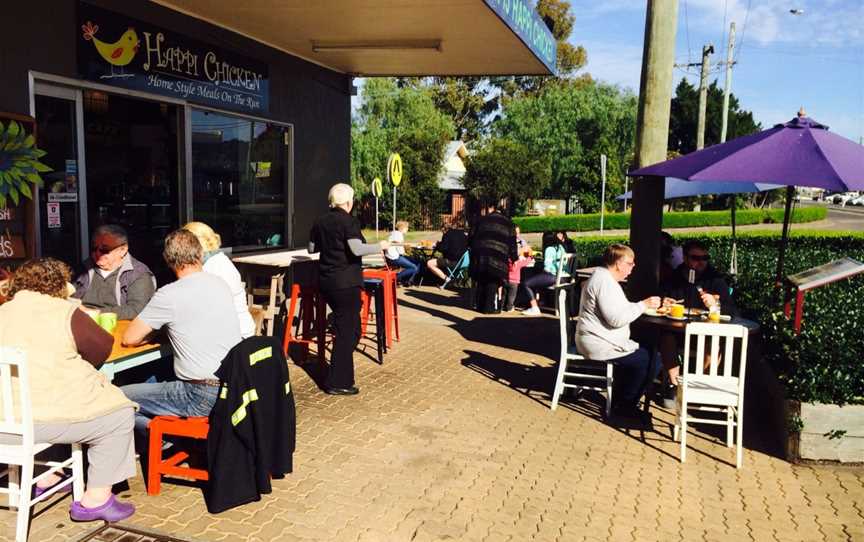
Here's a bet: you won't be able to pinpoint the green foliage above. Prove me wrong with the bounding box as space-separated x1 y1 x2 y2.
495 80 638 212
398 77 496 142
669 79 762 155
513 206 826 232
351 79 454 226
462 138 551 208
0 120 50 208
569 231 864 405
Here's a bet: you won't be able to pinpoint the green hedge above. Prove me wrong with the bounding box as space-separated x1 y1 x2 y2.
513 206 826 233
569 231 864 405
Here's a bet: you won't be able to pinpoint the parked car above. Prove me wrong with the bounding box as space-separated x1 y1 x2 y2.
850 195 864 206
832 192 858 205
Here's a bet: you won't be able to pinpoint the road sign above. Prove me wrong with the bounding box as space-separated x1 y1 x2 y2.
371 177 383 198
387 153 403 187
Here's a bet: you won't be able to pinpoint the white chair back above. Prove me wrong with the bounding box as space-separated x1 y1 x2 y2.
0 347 32 448
683 322 748 388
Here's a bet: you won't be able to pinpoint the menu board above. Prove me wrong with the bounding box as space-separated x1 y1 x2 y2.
787 257 864 291
0 113 36 265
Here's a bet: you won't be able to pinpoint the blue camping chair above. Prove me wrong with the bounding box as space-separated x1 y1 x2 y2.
441 250 470 290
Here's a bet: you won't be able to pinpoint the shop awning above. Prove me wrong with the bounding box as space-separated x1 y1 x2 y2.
151 0 557 76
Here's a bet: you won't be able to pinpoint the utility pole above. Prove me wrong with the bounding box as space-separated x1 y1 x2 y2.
720 23 736 143
721 23 738 275
696 44 714 150
629 0 678 299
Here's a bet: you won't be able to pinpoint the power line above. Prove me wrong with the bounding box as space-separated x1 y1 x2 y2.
684 0 692 64
734 0 752 64
720 0 729 59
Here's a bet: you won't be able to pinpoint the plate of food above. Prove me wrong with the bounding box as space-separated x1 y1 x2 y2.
644 306 670 317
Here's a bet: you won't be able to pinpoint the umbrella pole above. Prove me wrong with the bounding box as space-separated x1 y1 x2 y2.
775 186 795 286
730 196 737 275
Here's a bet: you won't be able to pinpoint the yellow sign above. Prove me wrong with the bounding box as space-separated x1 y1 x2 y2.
371 177 383 198
387 153 403 187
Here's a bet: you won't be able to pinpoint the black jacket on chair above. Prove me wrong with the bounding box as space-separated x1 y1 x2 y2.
204 336 296 513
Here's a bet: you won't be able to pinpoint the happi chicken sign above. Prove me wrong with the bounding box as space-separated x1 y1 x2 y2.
77 3 269 114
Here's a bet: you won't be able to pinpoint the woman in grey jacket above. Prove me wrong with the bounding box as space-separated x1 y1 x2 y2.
575 244 661 418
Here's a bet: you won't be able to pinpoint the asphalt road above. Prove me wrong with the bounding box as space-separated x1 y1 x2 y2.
800 201 864 231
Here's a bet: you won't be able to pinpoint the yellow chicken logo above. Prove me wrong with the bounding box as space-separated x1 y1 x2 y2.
81 21 140 79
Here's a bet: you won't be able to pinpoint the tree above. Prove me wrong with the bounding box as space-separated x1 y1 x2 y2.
668 79 761 155
494 80 638 212
351 78 454 226
462 138 551 213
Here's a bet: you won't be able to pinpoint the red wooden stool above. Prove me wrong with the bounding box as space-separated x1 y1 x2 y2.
147 416 209 496
362 268 399 348
282 282 327 364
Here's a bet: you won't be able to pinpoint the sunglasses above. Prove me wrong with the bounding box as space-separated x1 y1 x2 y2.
687 254 710 262
91 244 125 255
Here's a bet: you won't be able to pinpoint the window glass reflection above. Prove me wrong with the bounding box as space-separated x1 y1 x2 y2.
191 109 288 250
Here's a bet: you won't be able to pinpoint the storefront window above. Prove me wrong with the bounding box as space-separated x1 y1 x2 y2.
191 109 289 251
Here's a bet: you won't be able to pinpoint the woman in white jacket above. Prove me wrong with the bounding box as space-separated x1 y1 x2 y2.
575 243 661 418
183 222 255 338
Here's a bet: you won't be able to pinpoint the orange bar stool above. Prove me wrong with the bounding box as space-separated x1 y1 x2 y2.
282 282 327 364
362 268 399 348
147 416 210 496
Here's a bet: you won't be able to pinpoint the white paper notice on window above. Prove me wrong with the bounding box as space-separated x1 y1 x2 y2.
47 202 61 228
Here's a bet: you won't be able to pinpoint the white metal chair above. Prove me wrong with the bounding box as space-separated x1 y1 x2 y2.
0 347 84 541
551 288 614 417
673 322 749 468
548 252 577 316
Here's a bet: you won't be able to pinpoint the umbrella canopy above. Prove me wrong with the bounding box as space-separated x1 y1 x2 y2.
616 178 781 201
630 116 864 191
627 113 864 284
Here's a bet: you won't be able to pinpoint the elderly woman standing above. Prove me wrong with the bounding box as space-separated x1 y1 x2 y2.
575 244 661 420
183 221 255 338
0 258 136 522
309 183 389 395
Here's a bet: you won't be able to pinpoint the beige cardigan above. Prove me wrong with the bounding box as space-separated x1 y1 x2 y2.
0 290 134 423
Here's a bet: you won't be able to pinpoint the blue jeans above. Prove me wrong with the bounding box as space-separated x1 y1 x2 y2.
387 255 420 284
121 380 219 435
612 346 661 408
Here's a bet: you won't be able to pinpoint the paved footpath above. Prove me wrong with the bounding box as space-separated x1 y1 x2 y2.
4 287 863 541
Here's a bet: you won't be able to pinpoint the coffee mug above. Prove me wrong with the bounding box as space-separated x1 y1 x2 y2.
670 304 685 318
98 312 118 333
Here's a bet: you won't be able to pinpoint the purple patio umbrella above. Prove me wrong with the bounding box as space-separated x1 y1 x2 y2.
629 111 864 283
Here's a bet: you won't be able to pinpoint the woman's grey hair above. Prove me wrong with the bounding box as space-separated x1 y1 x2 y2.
93 224 128 244
328 183 354 207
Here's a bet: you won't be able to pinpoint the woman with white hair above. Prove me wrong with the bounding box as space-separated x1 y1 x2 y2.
309 183 389 395
182 221 255 338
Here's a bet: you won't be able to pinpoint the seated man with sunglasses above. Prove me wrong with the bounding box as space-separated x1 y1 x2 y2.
656 240 738 405
73 224 156 320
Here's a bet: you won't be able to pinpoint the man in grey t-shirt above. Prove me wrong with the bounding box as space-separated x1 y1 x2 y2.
122 229 241 435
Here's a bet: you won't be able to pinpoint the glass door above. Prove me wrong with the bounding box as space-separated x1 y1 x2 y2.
34 86 87 267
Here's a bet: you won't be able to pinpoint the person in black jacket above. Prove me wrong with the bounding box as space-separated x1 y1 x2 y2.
468 204 518 313
309 183 389 396
426 225 468 284
657 240 738 403
205 336 296 514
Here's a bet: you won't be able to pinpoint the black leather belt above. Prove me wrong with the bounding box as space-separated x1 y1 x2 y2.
186 379 220 387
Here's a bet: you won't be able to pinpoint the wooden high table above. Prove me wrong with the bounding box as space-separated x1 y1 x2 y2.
101 320 171 382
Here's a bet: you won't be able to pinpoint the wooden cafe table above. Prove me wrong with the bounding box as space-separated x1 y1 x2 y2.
100 320 171 382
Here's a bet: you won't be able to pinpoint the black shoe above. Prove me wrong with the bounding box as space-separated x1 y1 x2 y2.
660 384 677 410
612 403 650 424
324 386 360 396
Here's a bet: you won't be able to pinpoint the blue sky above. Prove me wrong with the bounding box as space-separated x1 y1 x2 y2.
572 0 864 142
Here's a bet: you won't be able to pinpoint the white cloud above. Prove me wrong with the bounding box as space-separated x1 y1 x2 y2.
685 0 864 47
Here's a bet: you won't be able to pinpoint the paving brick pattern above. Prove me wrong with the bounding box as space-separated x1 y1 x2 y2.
3 286 862 541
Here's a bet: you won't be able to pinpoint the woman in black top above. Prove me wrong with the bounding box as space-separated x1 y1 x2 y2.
309 183 389 395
